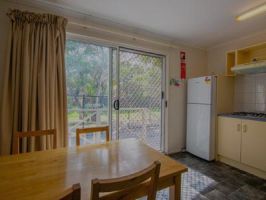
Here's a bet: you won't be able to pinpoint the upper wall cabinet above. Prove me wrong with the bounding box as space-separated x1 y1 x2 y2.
226 51 236 76
226 42 266 76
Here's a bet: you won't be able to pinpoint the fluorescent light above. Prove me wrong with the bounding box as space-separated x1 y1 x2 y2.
236 3 266 21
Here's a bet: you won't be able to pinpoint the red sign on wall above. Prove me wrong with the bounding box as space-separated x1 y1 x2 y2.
180 51 186 79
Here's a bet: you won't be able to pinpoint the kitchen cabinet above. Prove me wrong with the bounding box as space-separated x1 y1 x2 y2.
218 117 242 162
226 51 236 76
226 42 266 76
218 116 266 174
241 119 266 172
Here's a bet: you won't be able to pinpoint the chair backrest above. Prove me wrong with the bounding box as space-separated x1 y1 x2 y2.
60 183 81 200
76 126 109 146
90 161 161 200
12 129 57 154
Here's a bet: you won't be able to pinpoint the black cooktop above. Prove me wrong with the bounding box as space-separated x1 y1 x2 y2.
218 112 266 122
231 112 266 118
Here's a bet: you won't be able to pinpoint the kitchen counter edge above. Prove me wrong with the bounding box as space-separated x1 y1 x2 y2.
218 114 266 122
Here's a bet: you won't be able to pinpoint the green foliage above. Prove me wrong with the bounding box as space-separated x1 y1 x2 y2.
119 51 162 107
65 40 109 97
65 40 162 110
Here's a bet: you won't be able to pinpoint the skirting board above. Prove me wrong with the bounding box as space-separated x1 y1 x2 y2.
218 155 266 180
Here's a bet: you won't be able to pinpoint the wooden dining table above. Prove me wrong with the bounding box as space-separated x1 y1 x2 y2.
0 138 187 200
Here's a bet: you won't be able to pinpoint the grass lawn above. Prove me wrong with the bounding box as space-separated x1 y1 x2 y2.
67 108 160 124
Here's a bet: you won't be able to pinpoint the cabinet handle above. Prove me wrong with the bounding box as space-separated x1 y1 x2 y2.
243 124 247 133
237 124 241 132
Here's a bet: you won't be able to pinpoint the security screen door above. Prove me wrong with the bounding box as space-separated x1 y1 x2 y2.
112 48 165 151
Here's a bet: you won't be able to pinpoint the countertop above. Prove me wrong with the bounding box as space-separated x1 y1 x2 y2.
218 113 266 122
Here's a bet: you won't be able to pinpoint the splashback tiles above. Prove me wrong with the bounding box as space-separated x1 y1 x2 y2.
234 73 266 113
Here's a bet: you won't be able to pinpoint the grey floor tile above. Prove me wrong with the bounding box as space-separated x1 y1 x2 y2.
191 194 209 200
168 152 266 200
205 189 229 200
243 174 266 188
192 181 217 195
223 175 246 188
228 185 266 200
215 181 239 195
258 183 266 193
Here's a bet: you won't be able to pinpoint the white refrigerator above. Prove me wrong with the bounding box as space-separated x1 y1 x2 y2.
186 76 216 161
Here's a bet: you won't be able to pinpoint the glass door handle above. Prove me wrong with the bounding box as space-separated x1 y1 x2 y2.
113 100 120 110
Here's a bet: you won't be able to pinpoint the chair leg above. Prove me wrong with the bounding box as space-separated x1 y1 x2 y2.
169 174 181 200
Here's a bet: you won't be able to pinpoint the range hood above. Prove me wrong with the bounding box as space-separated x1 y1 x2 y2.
231 60 266 74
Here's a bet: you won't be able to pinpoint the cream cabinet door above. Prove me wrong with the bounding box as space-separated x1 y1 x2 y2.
218 117 242 161
241 120 266 172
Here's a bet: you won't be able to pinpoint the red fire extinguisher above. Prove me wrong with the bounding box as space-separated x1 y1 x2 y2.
180 51 186 80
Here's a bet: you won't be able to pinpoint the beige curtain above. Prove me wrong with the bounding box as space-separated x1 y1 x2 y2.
0 9 68 155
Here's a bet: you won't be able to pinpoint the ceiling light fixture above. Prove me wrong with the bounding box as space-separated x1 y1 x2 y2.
236 3 266 21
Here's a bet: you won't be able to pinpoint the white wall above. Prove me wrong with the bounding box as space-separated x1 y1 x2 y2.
0 0 208 154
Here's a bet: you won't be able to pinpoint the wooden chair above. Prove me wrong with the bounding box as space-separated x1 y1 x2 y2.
59 183 81 200
12 129 57 154
76 126 109 146
90 160 161 200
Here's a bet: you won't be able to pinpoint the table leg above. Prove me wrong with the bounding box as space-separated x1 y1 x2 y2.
169 174 181 200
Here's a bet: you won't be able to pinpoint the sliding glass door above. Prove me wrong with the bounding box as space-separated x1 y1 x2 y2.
65 40 165 150
65 40 111 146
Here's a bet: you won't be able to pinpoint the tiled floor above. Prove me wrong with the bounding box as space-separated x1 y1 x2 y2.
156 152 266 200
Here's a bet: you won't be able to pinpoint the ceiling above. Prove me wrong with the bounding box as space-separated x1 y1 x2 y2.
40 0 266 48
